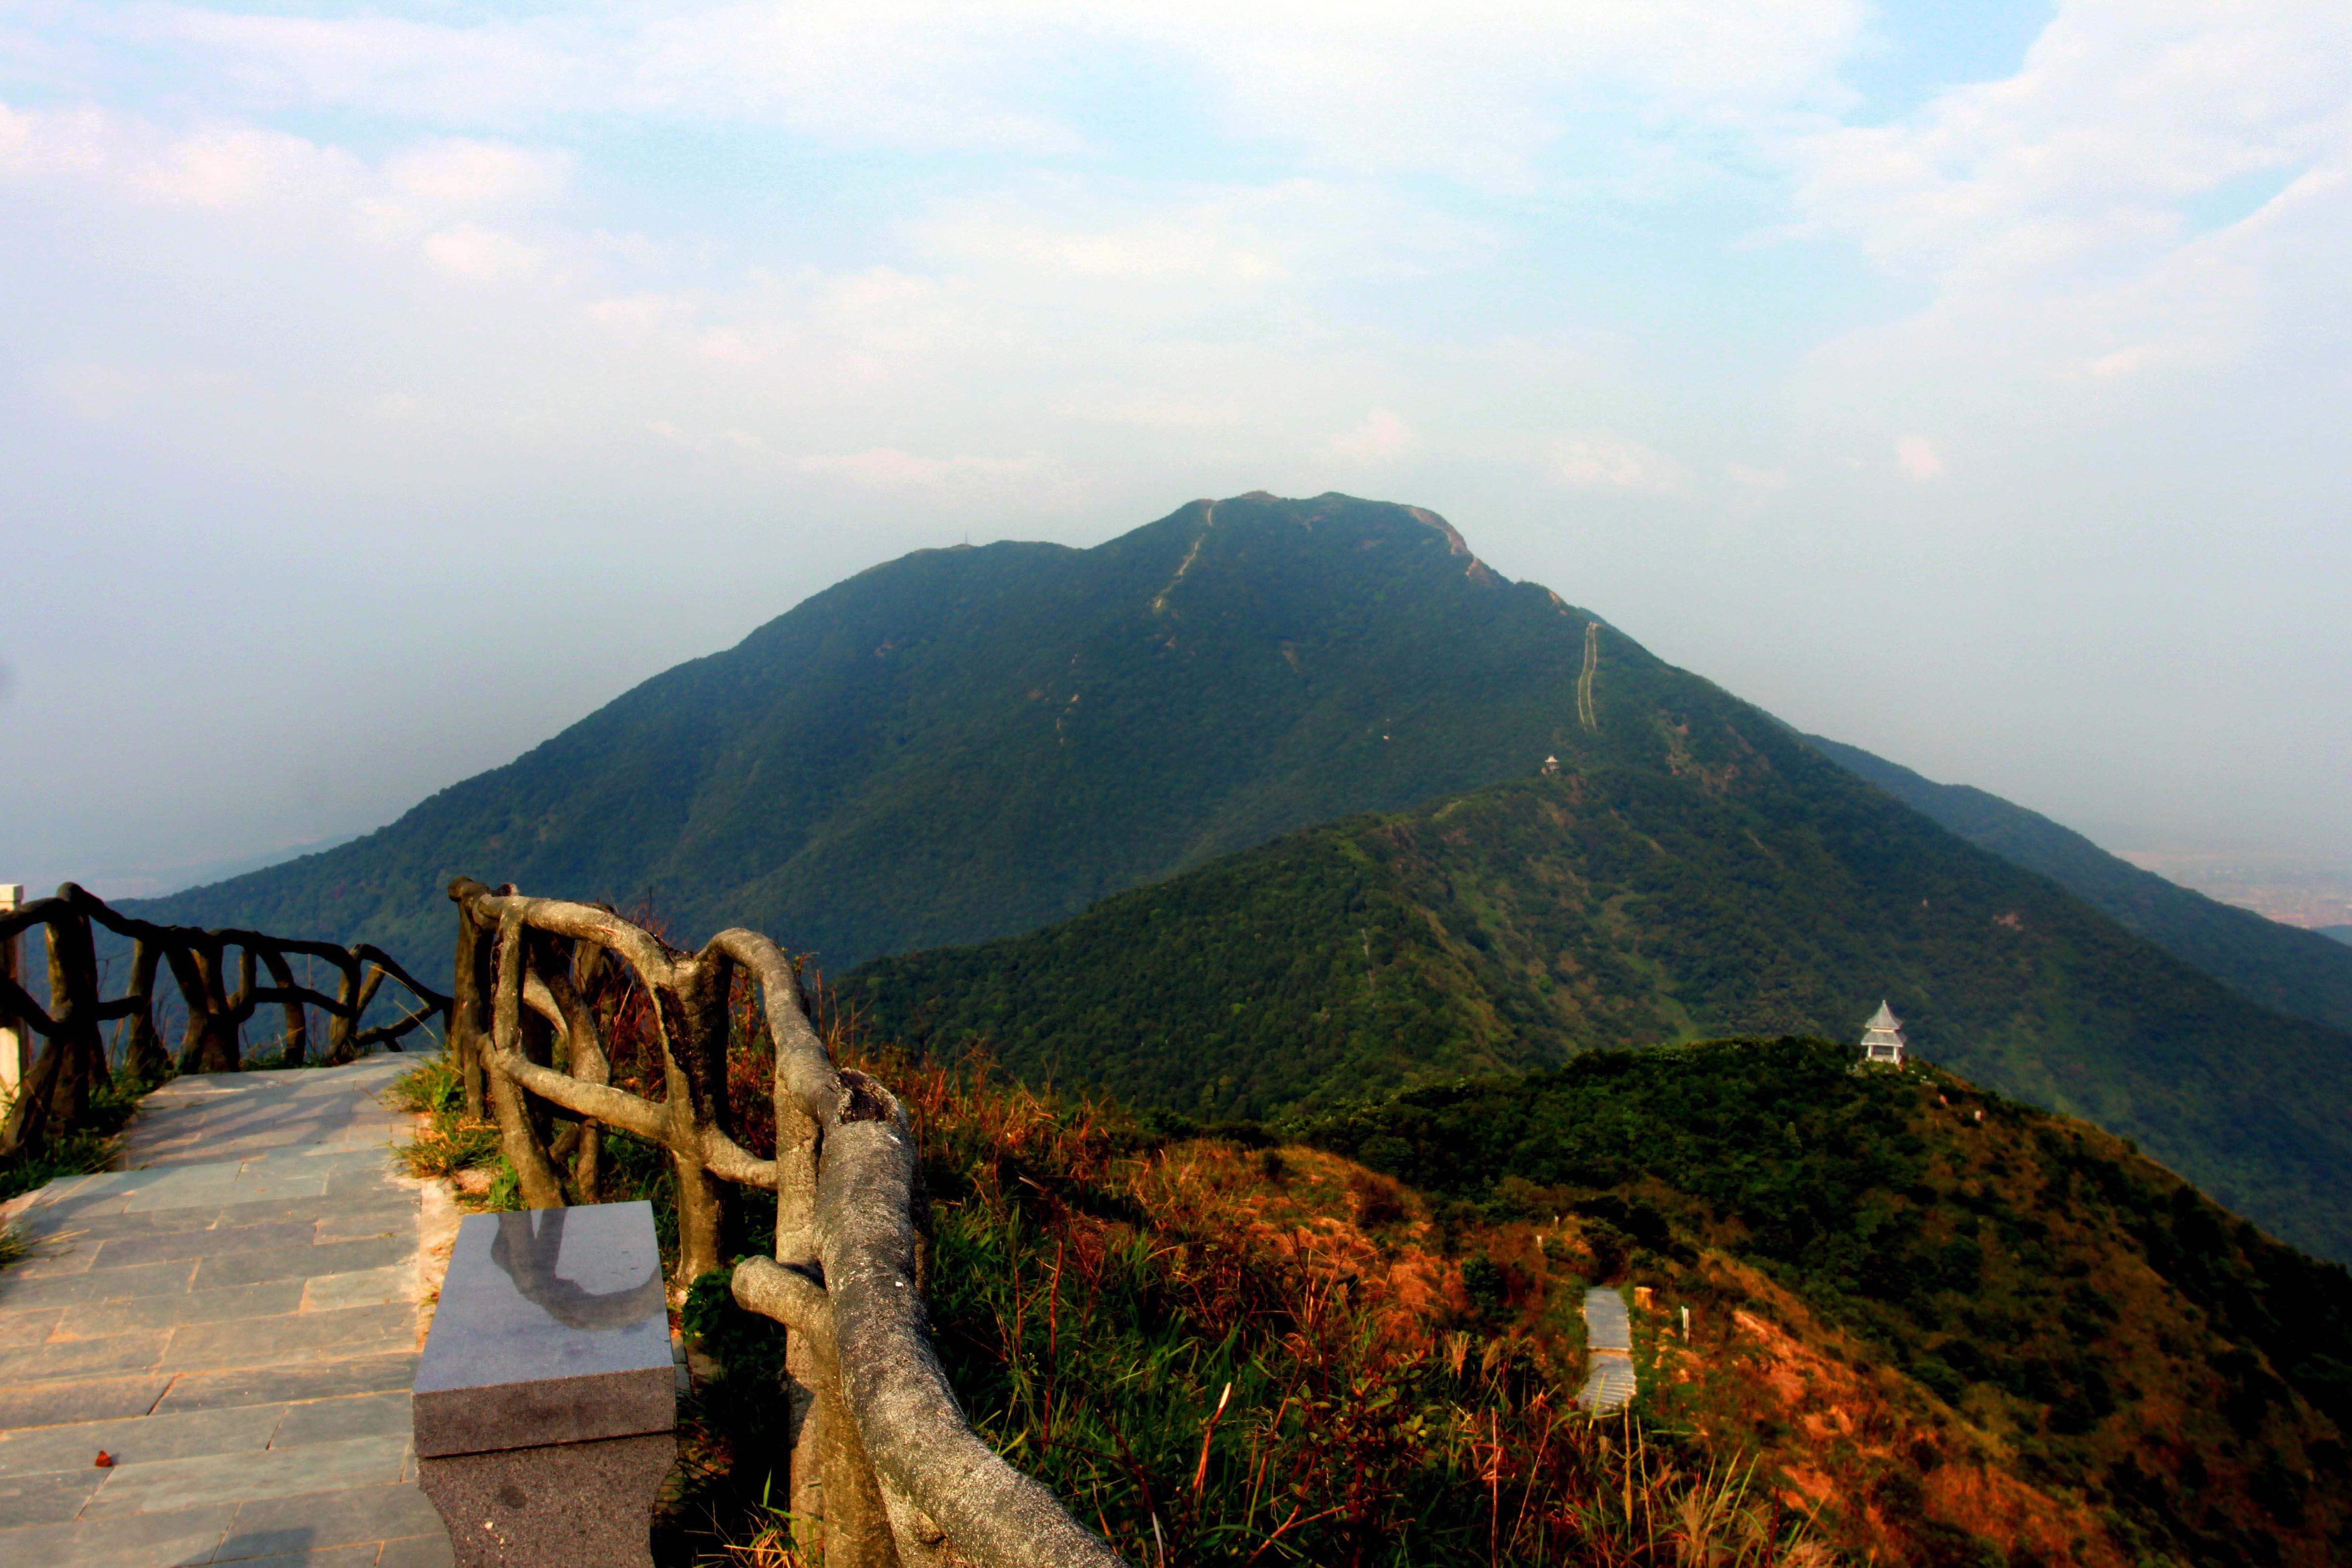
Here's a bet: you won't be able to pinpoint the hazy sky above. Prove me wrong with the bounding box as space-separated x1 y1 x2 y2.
3 1 2347 902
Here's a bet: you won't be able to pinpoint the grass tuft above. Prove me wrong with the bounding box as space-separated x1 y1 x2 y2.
0 1072 147 1203
0 1215 34 1271
388 1053 502 1180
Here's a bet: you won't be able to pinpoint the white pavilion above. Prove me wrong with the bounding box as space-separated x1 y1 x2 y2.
1859 1001 1908 1065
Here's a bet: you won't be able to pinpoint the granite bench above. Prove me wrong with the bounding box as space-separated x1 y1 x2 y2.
412 1202 677 1568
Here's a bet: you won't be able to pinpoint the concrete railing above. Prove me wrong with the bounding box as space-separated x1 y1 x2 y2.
0 882 448 1160
446 878 1123 1568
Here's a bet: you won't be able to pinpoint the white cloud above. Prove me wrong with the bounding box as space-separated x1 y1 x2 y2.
1057 396 1242 429
788 448 1042 490
1323 409 1415 462
1119 0 1863 188
926 207 1280 282
1554 431 1675 492
1896 435 1943 480
422 223 541 282
386 139 568 207
0 103 358 206
1787 1 2352 416
101 2 1867 184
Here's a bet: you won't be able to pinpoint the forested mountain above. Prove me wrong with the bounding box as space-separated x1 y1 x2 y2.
130 493 1672 975
1807 735 2352 1036
123 490 2352 1261
1297 1038 2352 1566
848 760 2352 1264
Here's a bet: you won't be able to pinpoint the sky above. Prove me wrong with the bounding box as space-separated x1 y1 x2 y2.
2 0 2347 906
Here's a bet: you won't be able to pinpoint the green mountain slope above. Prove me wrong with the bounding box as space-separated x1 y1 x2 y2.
120 489 2352 1260
1301 1038 2352 1566
1807 735 2352 1036
128 493 1671 976
848 762 2352 1263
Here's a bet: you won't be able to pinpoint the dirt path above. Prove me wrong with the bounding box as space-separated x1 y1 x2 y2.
1576 620 1601 733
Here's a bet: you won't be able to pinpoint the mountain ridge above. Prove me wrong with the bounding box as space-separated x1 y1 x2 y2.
1805 734 2352 1036
848 756 2352 1263
113 491 2352 1264
128 493 1626 975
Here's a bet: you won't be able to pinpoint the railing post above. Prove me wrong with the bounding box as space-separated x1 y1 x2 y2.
119 936 170 1083
0 884 22 1095
451 902 492 1120
45 888 104 1131
442 884 1127 1568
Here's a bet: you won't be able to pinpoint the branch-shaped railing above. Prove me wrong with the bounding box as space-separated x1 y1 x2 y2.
446 878 1123 1568
0 883 449 1159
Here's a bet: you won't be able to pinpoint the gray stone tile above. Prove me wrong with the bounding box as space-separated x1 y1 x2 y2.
0 1330 167 1383
268 1394 409 1449
63 1283 305 1342
0 1375 172 1429
217 1482 444 1558
212 1196 394 1231
0 1305 63 1347
13 1191 136 1225
87 1224 318 1272
320 1171 402 1201
285 1153 407 1177
312 1211 413 1245
29 1172 135 1201
208 1545 379 1568
7 1245 99 1279
162 1305 412 1373
98 1177 253 1218
82 1434 409 1517
114 1179 284 1215
0 1404 284 1477
0 1502 235 1567
152 1354 419 1415
23 1172 109 1201
299 1270 412 1315
16 1209 220 1244
0 1466 106 1527
0 1259 198 1309
376 1531 456 1568
193 1238 410 1292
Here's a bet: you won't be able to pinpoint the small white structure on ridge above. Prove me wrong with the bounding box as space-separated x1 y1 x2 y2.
1859 1000 1908 1066
0 884 22 1093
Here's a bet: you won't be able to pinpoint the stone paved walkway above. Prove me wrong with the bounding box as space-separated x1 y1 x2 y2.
0 1056 456 1568
1576 1285 1638 1414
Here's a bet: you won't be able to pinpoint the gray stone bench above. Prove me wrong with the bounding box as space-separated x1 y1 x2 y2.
412 1202 677 1567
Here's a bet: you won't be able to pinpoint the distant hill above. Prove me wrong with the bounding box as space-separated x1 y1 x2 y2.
2323 926 2352 947
1806 735 2352 1037
848 762 2352 1264
128 493 1678 976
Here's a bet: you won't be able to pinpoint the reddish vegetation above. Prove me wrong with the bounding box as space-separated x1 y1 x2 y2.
496 938 2345 1564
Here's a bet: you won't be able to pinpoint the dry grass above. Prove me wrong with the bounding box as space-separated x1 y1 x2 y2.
774 1040 1846 1568
388 1053 502 1181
